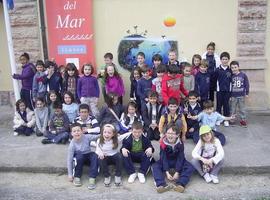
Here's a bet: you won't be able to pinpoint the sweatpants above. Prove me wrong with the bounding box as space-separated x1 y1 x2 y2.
216 91 231 117
74 152 99 178
45 131 69 144
152 159 194 187
99 153 122 177
122 151 152 175
80 97 99 117
20 89 34 110
14 125 34 136
190 158 224 177
193 130 226 146
146 127 160 141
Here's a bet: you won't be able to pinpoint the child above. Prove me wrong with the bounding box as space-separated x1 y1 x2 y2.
47 90 60 121
74 104 100 135
129 52 147 82
12 52 35 110
187 100 235 145
62 91 79 123
161 64 189 106
96 124 131 187
191 125 224 184
184 91 202 144
182 64 195 92
42 102 70 144
195 59 211 107
137 66 153 105
34 97 48 137
62 63 79 102
121 121 154 183
45 61 62 96
152 124 194 193
77 63 100 117
214 52 232 126
13 99 35 136
67 123 100 189
119 101 142 134
230 61 250 127
152 64 166 104
151 54 163 78
191 54 202 76
98 92 124 132
167 49 180 68
159 97 187 142
130 67 142 111
141 91 164 141
105 64 125 104
32 60 47 102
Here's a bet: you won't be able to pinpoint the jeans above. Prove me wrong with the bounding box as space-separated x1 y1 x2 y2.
230 96 246 120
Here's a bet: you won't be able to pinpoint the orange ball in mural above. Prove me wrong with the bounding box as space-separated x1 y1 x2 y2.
164 16 176 27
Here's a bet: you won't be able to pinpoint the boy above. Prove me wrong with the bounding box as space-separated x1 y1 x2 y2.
167 49 180 68
184 91 202 144
32 60 47 102
74 104 100 135
137 66 153 105
162 64 189 106
187 100 235 145
151 54 163 78
42 102 70 144
121 121 154 184
230 61 249 127
67 123 100 189
152 124 194 193
159 97 187 142
141 91 164 141
152 64 166 104
214 52 232 126
195 59 211 107
130 52 147 82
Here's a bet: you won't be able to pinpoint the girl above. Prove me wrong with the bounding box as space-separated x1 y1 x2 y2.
119 101 142 134
45 61 62 96
32 60 47 103
47 90 60 120
62 91 79 123
191 54 202 76
34 97 48 136
62 63 79 102
130 67 142 111
105 65 125 104
77 63 100 117
95 124 131 187
13 99 35 136
191 125 224 184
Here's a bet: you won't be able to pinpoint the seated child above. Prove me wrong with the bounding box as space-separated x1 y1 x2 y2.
67 123 100 189
121 121 154 184
152 123 194 193
13 99 35 136
34 97 48 136
96 124 131 187
74 104 100 135
42 102 70 144
62 91 79 123
141 91 164 141
191 125 224 184
159 97 187 142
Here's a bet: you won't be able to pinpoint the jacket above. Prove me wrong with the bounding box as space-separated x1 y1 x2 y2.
13 108 35 129
121 134 154 153
77 75 100 98
13 63 35 90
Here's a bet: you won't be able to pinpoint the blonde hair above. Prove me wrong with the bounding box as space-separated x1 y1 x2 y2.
200 130 215 145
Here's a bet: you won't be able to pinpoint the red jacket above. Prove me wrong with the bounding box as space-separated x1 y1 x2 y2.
161 73 188 105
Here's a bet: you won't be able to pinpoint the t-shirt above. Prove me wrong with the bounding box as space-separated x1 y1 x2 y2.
197 111 225 130
151 106 157 124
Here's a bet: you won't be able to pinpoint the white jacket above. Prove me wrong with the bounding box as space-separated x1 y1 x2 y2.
13 108 36 129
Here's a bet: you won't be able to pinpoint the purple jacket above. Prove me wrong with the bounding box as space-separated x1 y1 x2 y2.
105 76 125 97
13 63 35 90
77 75 100 98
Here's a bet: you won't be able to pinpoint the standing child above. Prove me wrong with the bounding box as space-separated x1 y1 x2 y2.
47 90 60 121
67 123 100 189
152 64 166 104
34 97 48 137
182 64 195 92
45 61 62 96
151 54 163 78
191 54 202 76
62 63 79 102
137 66 153 106
32 60 47 103
13 99 35 136
130 52 147 81
230 61 250 127
77 63 100 117
191 125 224 184
152 124 194 193
121 121 154 184
130 67 142 111
62 91 79 123
105 64 125 104
96 124 131 187
167 49 180 68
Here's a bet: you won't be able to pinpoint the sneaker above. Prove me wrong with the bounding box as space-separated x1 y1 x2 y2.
173 184 185 193
13 132 18 136
104 176 111 187
114 176 122 186
137 173 145 183
216 121 221 126
240 120 248 128
73 177 82 187
224 120 229 127
41 138 53 144
203 173 212 183
36 131 43 137
87 178 96 190
128 173 137 183
156 185 171 193
210 174 219 184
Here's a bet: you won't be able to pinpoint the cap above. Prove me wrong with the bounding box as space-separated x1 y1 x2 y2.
199 125 212 136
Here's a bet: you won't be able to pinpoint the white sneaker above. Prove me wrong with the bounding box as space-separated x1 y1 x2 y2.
137 173 145 183
216 121 221 126
210 174 219 184
13 132 18 136
128 173 137 183
203 173 212 183
224 121 229 127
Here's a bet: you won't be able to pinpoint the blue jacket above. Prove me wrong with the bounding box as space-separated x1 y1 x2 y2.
13 63 35 90
137 77 153 101
195 71 210 100
77 75 100 98
185 103 202 130
141 102 164 128
121 134 154 153
214 66 232 92
46 72 62 93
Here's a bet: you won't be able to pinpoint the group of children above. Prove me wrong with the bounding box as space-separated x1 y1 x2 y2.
12 41 250 192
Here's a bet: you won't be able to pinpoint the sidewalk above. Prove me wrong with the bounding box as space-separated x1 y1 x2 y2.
0 107 270 175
